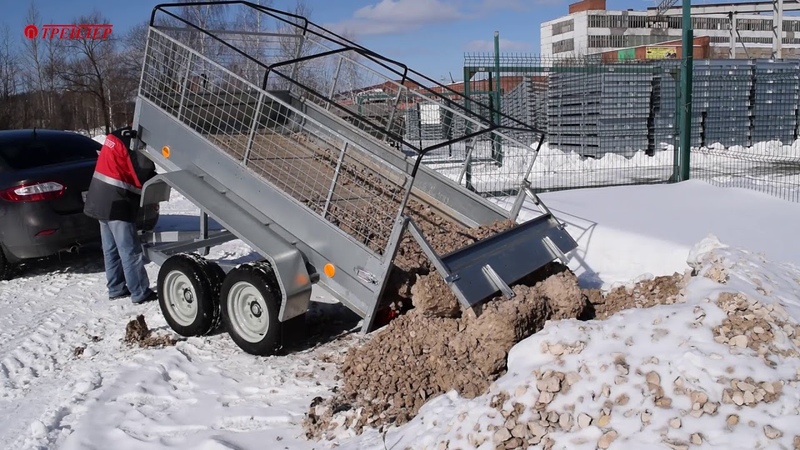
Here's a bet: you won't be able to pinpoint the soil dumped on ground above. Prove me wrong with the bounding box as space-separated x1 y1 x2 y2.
124 315 178 348
304 255 690 440
303 197 598 438
583 272 688 320
381 199 518 316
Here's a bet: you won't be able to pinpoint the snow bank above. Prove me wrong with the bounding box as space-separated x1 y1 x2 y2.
339 236 800 449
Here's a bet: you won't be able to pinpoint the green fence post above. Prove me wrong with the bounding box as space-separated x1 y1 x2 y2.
494 31 503 166
678 0 693 181
673 68 682 181
463 66 474 192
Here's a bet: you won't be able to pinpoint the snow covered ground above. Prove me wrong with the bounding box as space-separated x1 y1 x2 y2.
2 164 800 448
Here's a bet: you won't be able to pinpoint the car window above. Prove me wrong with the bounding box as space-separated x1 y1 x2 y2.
0 133 100 170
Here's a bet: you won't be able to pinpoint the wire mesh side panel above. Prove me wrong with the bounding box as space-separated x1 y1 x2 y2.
139 29 410 256
149 4 545 210
261 37 545 200
690 60 800 202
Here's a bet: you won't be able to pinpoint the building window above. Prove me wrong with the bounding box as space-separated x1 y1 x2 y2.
588 35 625 48
783 20 800 32
588 14 629 28
628 16 648 28
586 34 689 49
552 38 575 53
691 17 728 30
736 18 772 31
710 35 780 44
586 14 800 33
552 19 574 35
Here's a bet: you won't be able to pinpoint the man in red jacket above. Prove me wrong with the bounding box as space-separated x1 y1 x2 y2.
84 126 158 304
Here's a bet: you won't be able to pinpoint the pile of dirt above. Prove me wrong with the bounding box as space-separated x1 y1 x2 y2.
124 315 178 348
382 199 518 314
304 260 589 438
582 272 689 320
304 262 694 440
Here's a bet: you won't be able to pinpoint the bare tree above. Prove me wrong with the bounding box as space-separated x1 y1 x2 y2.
0 25 19 128
21 2 49 127
231 0 274 85
271 0 340 94
56 11 118 134
110 21 150 122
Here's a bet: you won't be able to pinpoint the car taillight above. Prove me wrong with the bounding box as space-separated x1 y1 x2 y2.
0 181 67 202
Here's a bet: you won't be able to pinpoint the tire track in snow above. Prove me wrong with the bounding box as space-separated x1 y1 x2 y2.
0 308 74 398
0 254 111 450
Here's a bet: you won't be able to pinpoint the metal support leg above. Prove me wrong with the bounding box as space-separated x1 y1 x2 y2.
323 142 348 218
384 89 404 141
177 53 193 122
244 91 266 164
200 211 210 256
458 139 475 185
524 187 567 229
509 180 530 221
326 57 344 111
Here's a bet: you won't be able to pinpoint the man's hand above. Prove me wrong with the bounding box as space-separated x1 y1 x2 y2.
121 129 138 139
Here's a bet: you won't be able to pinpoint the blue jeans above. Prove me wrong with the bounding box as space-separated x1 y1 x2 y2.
99 220 153 302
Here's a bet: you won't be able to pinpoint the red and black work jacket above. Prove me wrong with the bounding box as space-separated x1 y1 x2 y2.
83 127 155 223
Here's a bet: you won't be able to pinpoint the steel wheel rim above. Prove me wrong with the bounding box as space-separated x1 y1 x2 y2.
163 270 197 326
227 281 269 343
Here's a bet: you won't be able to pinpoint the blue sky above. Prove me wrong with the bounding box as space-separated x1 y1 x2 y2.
0 0 584 81
0 0 776 83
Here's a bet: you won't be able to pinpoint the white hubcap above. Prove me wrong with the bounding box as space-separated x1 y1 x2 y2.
163 270 197 326
228 281 269 343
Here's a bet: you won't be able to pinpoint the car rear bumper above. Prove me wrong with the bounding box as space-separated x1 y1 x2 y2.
0 206 100 261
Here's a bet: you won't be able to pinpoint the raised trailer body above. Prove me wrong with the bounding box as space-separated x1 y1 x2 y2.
134 2 577 355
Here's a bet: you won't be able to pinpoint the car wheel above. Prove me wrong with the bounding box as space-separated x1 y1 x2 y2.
0 245 11 281
221 263 282 356
157 253 221 337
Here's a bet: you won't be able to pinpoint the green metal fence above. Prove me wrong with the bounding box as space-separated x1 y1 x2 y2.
448 54 800 202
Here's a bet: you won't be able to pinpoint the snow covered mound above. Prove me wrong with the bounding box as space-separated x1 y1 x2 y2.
340 236 800 450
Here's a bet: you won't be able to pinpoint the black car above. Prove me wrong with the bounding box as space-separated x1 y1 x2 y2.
0 129 158 279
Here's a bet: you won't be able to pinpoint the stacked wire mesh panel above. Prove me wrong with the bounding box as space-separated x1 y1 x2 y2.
547 68 653 157
500 76 548 133
695 60 753 148
751 60 800 145
652 60 702 148
501 78 533 131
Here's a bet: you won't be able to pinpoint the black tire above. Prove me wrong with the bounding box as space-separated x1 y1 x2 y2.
157 253 220 337
0 244 11 281
220 263 282 356
202 259 226 332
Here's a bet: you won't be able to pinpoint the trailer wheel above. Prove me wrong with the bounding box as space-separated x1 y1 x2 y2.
157 254 220 337
221 263 281 356
202 260 226 332
0 244 11 281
